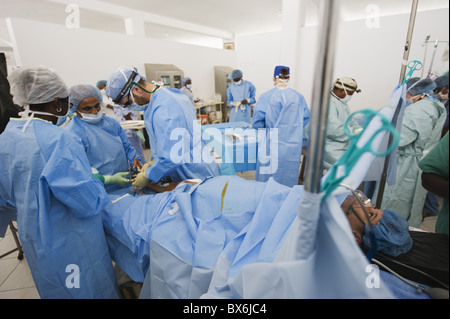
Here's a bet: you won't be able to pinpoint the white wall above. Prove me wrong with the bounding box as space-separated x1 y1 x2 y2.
236 8 449 113
5 8 449 110
7 18 238 101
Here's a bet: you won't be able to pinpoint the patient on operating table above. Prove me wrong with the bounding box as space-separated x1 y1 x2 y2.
138 175 413 259
340 191 413 257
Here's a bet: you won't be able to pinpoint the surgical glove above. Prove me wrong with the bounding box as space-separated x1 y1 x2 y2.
136 130 146 143
231 102 240 107
140 160 154 172
104 172 131 186
132 171 151 187
132 160 154 187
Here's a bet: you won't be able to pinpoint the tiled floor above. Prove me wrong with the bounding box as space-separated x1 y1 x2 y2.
0 223 40 299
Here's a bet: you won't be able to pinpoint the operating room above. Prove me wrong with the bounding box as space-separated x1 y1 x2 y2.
0 0 449 303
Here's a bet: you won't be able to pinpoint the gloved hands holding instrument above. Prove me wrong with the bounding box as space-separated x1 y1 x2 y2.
132 160 154 187
104 172 131 186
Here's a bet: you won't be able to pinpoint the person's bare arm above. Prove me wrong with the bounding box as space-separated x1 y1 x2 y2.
422 173 449 199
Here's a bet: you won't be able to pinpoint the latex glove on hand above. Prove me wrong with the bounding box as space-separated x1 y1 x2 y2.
132 160 154 187
135 131 146 143
104 172 131 186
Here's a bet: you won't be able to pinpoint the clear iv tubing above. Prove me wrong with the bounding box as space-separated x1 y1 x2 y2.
371 258 426 294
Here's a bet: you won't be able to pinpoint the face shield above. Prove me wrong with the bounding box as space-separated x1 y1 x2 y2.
112 68 160 107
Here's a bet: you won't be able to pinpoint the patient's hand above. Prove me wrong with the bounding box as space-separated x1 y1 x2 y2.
366 207 384 225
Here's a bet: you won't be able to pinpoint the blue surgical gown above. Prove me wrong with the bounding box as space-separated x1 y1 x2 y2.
227 81 256 123
252 87 311 187
381 98 446 227
65 115 140 177
0 119 119 299
323 95 358 169
144 87 220 182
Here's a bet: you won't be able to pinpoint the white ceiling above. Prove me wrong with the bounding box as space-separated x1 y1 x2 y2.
1 0 449 47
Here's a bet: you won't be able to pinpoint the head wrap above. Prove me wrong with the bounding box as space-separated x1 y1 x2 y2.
274 66 290 78
334 77 361 93
106 66 147 102
182 77 192 87
69 84 103 113
363 209 413 257
8 66 69 106
407 77 436 95
434 75 449 89
96 80 107 87
228 69 244 80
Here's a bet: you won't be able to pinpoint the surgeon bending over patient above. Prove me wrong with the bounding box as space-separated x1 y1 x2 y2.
106 66 220 188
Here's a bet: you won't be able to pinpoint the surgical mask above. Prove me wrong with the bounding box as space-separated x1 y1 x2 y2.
275 78 290 88
56 114 68 126
341 94 353 103
80 112 103 124
406 94 424 106
20 105 69 129
186 84 192 90
129 104 148 112
340 81 353 103
126 91 148 112
235 80 243 86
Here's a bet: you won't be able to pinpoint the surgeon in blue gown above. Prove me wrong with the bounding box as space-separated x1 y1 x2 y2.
66 84 143 192
227 69 256 123
252 66 311 187
0 67 119 299
106 66 220 188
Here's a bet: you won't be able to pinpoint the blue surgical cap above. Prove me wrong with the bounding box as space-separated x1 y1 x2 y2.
69 84 103 113
182 77 191 87
274 65 290 78
106 66 147 102
434 75 449 89
96 80 107 87
407 77 437 95
228 69 243 80
363 209 413 257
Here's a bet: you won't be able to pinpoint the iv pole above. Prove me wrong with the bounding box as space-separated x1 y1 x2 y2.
304 0 339 194
375 0 419 208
